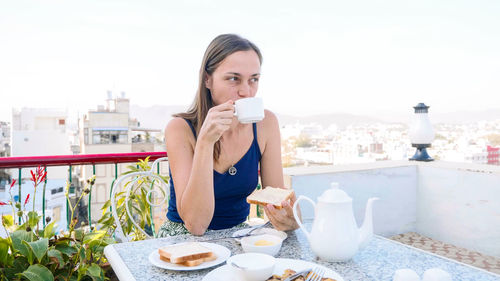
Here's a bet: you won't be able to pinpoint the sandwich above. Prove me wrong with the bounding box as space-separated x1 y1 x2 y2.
158 242 216 267
247 186 294 209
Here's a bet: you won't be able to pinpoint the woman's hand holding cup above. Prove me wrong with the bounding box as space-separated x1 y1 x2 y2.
198 100 235 144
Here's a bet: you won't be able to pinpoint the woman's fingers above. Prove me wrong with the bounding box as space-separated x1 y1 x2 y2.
264 202 298 231
264 204 284 230
198 100 236 143
210 100 234 113
211 111 234 123
282 201 295 221
281 200 299 230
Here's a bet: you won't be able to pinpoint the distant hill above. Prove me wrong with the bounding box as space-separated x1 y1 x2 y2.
131 105 386 130
431 109 500 124
130 105 500 130
276 113 386 128
367 109 500 125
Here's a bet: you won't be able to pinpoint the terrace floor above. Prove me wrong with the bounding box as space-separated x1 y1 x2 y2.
390 232 500 275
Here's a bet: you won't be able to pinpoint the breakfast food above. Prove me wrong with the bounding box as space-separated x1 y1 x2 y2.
159 254 217 266
266 269 336 281
247 186 294 209
254 239 275 246
158 242 216 267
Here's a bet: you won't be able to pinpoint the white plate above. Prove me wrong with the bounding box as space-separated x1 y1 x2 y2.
202 258 344 281
148 242 231 271
232 227 288 243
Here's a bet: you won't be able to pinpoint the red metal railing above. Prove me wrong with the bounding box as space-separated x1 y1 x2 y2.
0 152 168 231
0 152 167 169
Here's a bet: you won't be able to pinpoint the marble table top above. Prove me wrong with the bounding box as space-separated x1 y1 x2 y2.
105 224 500 281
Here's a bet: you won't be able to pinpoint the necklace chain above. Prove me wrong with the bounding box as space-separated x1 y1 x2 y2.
220 129 240 176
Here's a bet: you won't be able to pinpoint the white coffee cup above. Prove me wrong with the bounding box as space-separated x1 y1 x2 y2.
234 97 264 124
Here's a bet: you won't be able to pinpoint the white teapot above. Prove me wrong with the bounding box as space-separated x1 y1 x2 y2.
292 182 378 262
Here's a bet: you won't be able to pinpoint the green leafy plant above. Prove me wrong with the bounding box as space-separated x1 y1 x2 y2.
98 157 169 241
0 167 113 281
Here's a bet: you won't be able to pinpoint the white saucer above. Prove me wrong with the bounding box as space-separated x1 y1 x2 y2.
232 227 287 243
148 242 231 271
202 258 344 281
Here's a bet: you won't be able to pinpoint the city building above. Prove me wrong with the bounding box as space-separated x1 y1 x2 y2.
0 121 10 158
78 92 166 222
0 121 11 191
487 145 499 165
11 108 71 178
1 108 72 233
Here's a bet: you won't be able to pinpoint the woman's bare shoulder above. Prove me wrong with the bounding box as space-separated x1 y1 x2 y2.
165 117 195 144
257 109 280 145
165 117 190 132
261 109 279 129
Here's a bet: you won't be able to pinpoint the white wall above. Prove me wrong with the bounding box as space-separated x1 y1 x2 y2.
11 108 70 179
11 131 70 179
417 165 500 257
88 112 128 128
286 164 418 237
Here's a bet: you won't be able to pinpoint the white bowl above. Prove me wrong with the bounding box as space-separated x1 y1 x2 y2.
240 234 283 256
227 253 276 281
233 227 288 243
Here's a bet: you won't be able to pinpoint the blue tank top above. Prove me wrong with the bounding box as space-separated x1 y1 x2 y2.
166 119 262 230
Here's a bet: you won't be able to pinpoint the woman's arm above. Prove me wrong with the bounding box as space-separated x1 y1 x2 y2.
259 110 285 189
165 118 214 235
258 110 300 231
165 101 234 235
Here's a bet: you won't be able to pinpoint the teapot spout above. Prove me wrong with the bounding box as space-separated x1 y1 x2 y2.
358 197 379 249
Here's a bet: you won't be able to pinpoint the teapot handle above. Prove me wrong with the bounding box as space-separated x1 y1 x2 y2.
293 195 316 241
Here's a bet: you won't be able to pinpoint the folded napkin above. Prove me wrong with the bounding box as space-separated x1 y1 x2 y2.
393 269 421 281
422 268 452 281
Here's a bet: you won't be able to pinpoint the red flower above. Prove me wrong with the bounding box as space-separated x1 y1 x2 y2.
24 194 30 206
9 179 16 191
0 201 8 206
36 166 47 183
30 170 36 183
30 166 47 187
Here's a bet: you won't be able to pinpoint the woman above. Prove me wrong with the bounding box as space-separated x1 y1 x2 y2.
158 34 299 237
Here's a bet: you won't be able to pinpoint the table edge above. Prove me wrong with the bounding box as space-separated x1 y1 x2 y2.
104 244 137 281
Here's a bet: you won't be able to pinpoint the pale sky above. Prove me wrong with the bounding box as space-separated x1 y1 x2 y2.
1 0 499 122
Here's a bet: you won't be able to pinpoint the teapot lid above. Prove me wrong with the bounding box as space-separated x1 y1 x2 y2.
318 182 352 203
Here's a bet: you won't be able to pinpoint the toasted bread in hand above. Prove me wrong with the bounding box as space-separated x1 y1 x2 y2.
247 186 294 209
158 242 213 264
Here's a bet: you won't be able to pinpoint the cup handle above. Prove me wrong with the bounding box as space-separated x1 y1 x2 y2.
293 195 316 241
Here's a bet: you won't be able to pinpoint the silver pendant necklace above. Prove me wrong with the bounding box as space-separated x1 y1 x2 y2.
221 134 238 176
228 165 237 176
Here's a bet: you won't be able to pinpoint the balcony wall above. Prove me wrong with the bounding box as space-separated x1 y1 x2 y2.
284 161 500 258
417 163 500 258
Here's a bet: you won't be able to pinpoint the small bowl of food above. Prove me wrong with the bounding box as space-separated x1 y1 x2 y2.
227 253 276 281
240 234 284 257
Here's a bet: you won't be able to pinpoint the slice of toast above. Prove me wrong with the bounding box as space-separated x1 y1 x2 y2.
158 242 213 264
159 252 217 266
247 186 294 209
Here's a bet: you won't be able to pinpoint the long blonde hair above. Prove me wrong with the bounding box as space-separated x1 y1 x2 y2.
174 34 263 161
